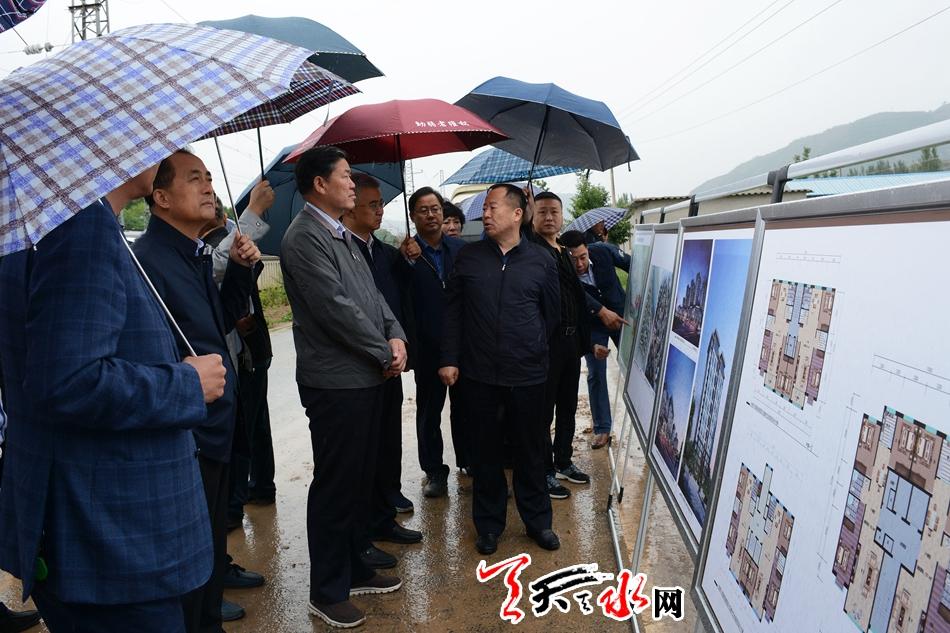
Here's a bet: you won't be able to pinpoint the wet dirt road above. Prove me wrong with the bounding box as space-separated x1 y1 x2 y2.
2 326 637 632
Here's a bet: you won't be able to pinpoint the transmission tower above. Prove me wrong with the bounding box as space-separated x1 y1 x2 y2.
405 160 423 194
69 1 110 42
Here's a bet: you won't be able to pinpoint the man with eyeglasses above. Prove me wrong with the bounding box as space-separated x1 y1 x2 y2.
399 187 468 499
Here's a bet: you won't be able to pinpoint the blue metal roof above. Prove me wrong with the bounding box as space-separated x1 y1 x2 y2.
788 172 950 197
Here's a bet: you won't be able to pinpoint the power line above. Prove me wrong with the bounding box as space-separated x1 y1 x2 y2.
637 4 950 145
156 0 188 22
628 0 847 125
617 0 796 119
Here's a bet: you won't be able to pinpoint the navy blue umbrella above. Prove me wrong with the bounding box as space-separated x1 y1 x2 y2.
199 15 383 83
235 145 402 256
442 147 575 186
455 77 638 176
1 0 46 32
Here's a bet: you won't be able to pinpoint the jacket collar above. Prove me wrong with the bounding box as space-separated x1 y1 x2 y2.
146 214 205 259
304 202 347 241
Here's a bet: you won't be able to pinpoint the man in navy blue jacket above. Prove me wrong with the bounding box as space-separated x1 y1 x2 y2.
440 184 561 556
399 187 468 499
560 230 630 450
0 167 225 632
133 149 260 633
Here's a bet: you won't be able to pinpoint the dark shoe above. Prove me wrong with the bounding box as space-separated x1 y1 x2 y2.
0 603 41 632
222 561 265 589
527 528 561 551
308 599 365 629
226 514 243 531
246 492 276 506
546 474 570 500
476 533 499 555
422 475 448 498
556 464 591 485
458 466 471 477
591 433 610 449
359 545 397 569
350 573 402 596
221 599 245 622
373 523 422 545
390 492 414 513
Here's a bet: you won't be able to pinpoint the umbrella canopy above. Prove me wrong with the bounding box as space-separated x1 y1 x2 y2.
564 206 628 234
0 0 45 31
455 76 638 172
442 147 575 186
199 15 383 83
285 99 507 164
234 145 403 256
457 182 541 221
0 23 315 256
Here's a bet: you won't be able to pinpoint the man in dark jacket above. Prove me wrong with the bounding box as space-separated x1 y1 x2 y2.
440 183 561 556
133 149 260 633
560 230 630 450
531 193 592 501
399 187 468 499
342 173 422 569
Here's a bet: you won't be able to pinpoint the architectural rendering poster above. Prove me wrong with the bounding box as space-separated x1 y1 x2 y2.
699 213 950 633
627 231 678 441
649 229 754 542
618 229 654 375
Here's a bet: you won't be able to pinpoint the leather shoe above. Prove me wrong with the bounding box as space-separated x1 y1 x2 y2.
389 492 414 513
221 599 245 622
359 544 397 569
475 533 499 555
222 561 265 589
373 523 422 545
527 528 560 551
423 475 448 498
591 433 610 449
0 602 41 632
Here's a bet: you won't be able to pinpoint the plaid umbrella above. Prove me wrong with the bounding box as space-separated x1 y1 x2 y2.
0 23 317 256
564 206 628 234
0 0 45 31
442 147 574 186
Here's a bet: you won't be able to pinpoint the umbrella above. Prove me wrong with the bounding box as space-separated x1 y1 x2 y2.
233 145 403 256
564 206 628 234
455 76 639 177
199 15 383 83
286 99 507 233
442 147 575 186
1 0 45 32
457 182 541 221
0 22 316 256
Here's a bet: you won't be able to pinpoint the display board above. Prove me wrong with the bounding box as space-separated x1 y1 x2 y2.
625 229 679 446
697 207 950 633
648 227 754 547
617 227 655 375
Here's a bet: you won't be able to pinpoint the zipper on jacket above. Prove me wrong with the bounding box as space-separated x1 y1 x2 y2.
493 251 508 384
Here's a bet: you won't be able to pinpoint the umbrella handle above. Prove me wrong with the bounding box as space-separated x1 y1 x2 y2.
257 128 265 183
396 136 411 237
213 137 243 236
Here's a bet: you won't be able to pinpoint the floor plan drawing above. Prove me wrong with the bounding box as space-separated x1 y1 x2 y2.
831 407 950 633
758 280 835 408
725 463 795 622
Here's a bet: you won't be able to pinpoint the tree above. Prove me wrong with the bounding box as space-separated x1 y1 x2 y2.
792 146 811 163
606 192 634 245
532 178 550 192
121 199 150 231
570 172 609 219
911 146 942 172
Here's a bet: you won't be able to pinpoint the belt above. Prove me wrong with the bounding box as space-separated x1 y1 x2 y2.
562 326 577 336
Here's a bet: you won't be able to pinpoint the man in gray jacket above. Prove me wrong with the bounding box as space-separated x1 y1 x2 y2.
280 146 408 630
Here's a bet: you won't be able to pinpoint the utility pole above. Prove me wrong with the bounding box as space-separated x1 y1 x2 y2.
69 1 110 42
609 167 617 206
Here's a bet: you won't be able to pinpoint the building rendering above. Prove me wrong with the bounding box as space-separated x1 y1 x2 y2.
691 330 727 495
831 407 950 633
674 271 708 343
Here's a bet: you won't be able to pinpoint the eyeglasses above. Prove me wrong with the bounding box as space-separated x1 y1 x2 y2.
415 206 442 216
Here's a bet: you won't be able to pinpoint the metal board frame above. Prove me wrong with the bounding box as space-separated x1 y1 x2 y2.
642 208 760 562
690 179 950 633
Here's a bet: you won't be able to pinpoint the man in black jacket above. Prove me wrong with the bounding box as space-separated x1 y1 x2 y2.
133 149 260 633
440 183 561 555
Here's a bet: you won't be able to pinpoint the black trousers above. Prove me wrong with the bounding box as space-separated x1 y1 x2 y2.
182 456 228 633
368 377 402 537
543 333 583 473
33 584 185 633
415 362 469 478
465 378 552 536
300 384 382 605
227 362 276 521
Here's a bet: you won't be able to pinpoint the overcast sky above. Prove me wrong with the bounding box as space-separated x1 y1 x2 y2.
2 0 948 228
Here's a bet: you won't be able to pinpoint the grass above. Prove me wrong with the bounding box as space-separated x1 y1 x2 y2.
259 283 293 327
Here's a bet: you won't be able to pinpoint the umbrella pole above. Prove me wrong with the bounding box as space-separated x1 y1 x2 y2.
527 105 551 188
396 135 411 237
213 136 243 236
256 128 265 183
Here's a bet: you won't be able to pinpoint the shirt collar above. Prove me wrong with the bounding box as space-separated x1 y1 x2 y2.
415 234 443 254
306 202 346 239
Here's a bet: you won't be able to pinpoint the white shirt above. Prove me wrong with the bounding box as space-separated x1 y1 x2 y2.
579 258 596 286
306 202 346 239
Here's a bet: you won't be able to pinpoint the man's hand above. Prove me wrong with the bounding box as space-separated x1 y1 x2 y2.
229 233 261 268
523 185 536 224
597 306 629 331
400 235 421 261
184 354 227 403
439 366 459 386
388 338 408 374
593 344 610 360
246 179 275 216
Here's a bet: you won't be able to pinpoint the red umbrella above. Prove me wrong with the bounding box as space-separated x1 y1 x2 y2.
286 98 508 233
